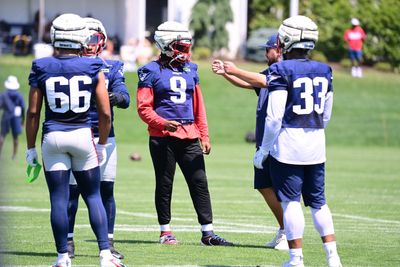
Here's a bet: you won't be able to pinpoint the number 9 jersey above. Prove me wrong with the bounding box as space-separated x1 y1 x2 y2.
28 56 104 134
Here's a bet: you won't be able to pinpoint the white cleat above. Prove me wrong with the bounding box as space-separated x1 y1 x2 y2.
328 255 343 267
100 255 126 267
282 259 305 267
265 229 289 250
51 257 71 267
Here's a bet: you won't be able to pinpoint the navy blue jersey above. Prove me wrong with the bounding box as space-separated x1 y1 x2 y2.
28 56 103 134
90 59 129 138
137 61 199 122
254 69 269 147
267 59 333 128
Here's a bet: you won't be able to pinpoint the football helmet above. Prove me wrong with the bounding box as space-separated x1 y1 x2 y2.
154 21 192 63
278 15 318 53
83 17 107 56
50 13 89 50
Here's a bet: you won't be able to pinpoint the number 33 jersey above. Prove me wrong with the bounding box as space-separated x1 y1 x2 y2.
28 56 104 134
266 59 333 164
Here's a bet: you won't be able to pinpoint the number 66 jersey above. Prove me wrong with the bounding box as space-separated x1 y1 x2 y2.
263 59 334 165
28 56 104 134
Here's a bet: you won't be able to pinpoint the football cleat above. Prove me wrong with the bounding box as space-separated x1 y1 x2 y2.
282 258 304 267
100 256 126 267
328 255 343 267
51 257 71 267
67 239 75 259
200 234 233 246
265 229 289 250
159 232 178 245
109 238 124 259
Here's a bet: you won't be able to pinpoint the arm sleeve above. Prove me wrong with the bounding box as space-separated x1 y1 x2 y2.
323 91 333 128
259 89 287 153
136 87 166 130
109 62 130 108
193 84 209 142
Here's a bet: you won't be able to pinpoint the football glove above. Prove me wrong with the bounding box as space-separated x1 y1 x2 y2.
95 143 109 166
253 147 268 169
109 92 124 106
26 148 38 167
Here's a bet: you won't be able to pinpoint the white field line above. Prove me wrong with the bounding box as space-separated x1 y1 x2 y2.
1 205 399 227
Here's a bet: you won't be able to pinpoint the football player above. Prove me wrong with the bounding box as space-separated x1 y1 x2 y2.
0 75 25 160
67 17 130 260
26 13 125 267
136 21 233 246
253 15 342 267
211 35 288 251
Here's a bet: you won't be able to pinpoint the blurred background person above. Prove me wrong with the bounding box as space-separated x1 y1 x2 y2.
344 18 366 77
0 75 25 160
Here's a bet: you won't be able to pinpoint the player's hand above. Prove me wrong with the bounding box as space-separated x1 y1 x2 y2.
253 147 268 169
223 61 238 75
95 143 109 166
200 140 211 155
26 148 38 167
164 120 181 132
109 92 122 106
212 59 225 75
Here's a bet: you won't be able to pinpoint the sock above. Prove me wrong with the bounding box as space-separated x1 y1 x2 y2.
108 233 114 240
160 224 171 232
201 223 213 232
288 248 303 264
100 249 112 259
67 233 74 240
323 241 338 258
57 252 69 261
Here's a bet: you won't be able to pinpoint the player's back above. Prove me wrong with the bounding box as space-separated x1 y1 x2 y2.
267 59 333 164
29 56 103 134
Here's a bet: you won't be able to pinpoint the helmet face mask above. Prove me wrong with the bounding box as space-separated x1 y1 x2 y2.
83 31 106 56
168 39 192 63
82 17 107 56
154 21 192 65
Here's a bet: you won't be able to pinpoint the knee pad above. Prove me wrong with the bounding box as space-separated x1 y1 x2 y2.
281 201 304 240
311 204 335 237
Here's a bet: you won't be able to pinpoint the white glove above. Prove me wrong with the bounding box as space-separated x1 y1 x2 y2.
26 148 38 167
253 147 269 169
95 143 108 166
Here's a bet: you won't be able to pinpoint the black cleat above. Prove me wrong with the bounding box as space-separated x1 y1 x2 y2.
201 234 234 246
67 239 75 259
109 238 124 259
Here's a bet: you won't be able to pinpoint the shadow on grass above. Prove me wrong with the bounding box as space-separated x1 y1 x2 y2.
0 250 97 258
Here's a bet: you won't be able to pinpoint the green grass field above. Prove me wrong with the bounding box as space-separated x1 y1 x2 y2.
0 55 399 267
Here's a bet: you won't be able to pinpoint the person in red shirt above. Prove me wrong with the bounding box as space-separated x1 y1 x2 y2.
344 18 366 77
136 21 233 246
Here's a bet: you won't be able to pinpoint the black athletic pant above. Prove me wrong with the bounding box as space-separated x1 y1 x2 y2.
149 136 213 225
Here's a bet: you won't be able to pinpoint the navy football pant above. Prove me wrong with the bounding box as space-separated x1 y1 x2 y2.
68 181 116 235
149 136 213 225
46 167 109 253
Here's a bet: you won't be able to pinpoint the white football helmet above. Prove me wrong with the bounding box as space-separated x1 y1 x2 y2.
83 17 107 56
154 21 192 63
50 13 89 50
278 15 318 53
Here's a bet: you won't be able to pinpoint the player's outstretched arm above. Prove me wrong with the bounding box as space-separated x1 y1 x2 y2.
212 59 253 89
95 71 111 145
224 61 267 88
